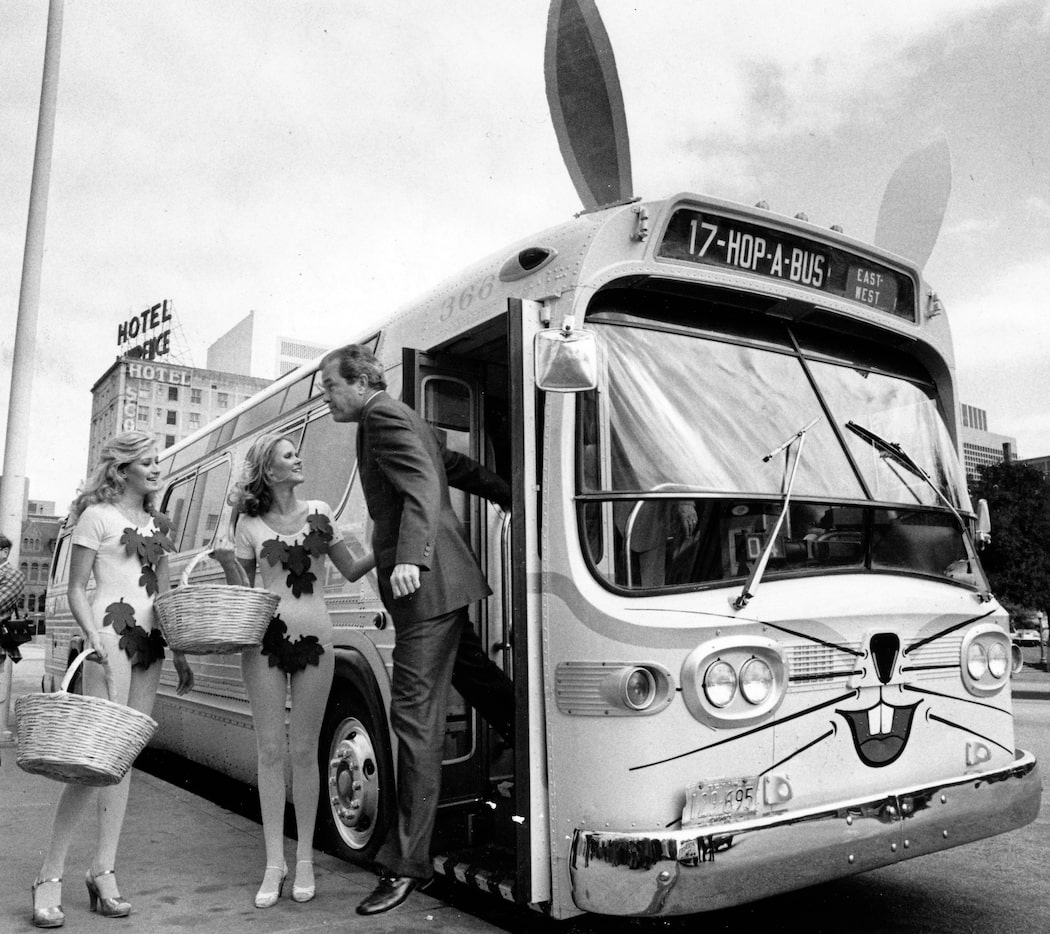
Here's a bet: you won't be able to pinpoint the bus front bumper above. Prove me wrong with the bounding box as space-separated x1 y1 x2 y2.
569 749 1040 917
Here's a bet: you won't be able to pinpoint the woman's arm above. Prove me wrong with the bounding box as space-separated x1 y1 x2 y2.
156 553 194 695
212 538 256 587
67 543 106 661
328 540 375 583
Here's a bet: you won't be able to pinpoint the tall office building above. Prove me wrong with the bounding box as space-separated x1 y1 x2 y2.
275 336 330 377
206 310 254 376
960 403 1016 482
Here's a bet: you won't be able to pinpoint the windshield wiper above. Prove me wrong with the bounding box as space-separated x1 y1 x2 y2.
733 416 820 610
844 421 990 599
844 421 968 530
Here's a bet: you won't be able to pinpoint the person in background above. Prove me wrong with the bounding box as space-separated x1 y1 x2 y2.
0 531 27 660
31 431 194 929
213 433 374 909
320 343 514 916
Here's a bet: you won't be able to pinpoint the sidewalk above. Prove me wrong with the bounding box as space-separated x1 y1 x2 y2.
0 644 508 934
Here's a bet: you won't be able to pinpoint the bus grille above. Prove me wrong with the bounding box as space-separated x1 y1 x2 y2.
786 643 862 689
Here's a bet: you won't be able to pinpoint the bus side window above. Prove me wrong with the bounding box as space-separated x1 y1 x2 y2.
48 535 66 586
181 462 232 550
297 412 355 514
162 475 196 551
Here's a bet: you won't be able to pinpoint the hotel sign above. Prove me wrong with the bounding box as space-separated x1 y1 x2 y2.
117 299 173 360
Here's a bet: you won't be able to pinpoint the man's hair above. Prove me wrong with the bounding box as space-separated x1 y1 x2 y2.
322 344 387 390
0 534 10 551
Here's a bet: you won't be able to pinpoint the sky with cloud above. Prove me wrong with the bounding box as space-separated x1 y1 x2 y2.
1 0 1048 506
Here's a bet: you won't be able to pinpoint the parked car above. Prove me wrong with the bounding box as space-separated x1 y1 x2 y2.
1012 628 1042 647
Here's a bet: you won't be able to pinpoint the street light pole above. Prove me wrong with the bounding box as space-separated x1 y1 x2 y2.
0 0 64 742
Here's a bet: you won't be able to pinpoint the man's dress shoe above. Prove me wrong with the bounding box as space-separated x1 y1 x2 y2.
356 874 418 915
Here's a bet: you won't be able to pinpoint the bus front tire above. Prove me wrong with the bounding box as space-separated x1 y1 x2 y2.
317 687 394 865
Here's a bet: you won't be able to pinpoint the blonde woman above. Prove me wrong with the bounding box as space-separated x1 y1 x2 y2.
32 431 193 928
215 433 373 908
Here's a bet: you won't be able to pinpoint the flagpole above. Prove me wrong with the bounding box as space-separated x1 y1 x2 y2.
1 0 65 742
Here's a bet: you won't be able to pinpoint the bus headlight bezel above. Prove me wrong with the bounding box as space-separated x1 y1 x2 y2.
682 636 787 728
960 623 1012 696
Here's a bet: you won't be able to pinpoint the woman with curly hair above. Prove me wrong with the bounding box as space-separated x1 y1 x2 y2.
214 432 373 908
31 431 194 928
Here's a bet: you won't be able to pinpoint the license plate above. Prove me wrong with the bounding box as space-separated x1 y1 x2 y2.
682 776 758 827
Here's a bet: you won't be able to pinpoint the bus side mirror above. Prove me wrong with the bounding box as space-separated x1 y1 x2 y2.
534 326 597 392
975 498 991 550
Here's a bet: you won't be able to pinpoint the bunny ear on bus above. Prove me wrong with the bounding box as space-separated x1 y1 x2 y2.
545 0 633 211
874 131 952 269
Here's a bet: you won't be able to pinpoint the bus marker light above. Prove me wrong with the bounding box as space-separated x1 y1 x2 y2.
622 667 656 710
966 742 991 767
763 773 793 805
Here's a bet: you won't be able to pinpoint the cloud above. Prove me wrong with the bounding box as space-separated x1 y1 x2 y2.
951 253 1050 455
942 216 1001 239
1028 195 1050 218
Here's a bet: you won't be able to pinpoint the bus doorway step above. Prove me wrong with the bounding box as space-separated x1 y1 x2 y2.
432 843 518 904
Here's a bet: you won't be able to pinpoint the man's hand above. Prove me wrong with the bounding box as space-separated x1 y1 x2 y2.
390 563 421 600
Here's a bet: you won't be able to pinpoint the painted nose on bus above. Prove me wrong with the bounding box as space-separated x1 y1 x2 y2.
870 632 901 684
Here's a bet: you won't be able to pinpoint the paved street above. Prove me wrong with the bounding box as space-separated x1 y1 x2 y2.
3 641 1048 934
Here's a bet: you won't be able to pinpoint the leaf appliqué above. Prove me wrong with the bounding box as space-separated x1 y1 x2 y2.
139 565 159 596
261 539 290 567
286 569 317 598
121 528 146 561
103 599 136 635
260 614 325 674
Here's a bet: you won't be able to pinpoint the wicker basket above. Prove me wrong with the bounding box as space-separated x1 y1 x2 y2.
154 548 278 654
15 649 158 786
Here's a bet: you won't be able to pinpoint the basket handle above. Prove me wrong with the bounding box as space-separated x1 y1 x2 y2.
60 648 102 694
180 547 250 588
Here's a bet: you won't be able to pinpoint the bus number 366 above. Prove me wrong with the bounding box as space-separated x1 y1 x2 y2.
440 273 497 320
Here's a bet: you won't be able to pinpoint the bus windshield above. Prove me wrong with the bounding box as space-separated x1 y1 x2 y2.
577 315 982 592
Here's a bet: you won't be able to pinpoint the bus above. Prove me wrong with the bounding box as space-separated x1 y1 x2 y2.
42 0 1039 920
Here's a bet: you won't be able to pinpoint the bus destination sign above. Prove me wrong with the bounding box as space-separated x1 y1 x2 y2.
657 208 916 322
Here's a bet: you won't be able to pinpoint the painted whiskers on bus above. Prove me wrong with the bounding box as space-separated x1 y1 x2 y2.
631 608 1007 790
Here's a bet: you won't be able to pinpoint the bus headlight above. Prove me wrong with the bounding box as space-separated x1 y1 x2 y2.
703 661 737 708
682 637 788 728
960 624 1012 696
987 641 1009 679
739 657 774 705
966 642 988 679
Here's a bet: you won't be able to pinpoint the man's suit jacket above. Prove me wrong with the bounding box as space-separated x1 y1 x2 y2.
356 391 510 625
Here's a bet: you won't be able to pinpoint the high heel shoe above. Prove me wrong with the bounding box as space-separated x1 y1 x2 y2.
31 877 64 929
254 865 287 909
292 859 315 903
85 869 132 918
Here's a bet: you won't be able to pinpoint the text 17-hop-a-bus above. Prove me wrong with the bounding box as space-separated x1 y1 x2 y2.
44 190 1040 919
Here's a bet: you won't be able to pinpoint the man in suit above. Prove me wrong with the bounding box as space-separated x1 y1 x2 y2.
320 344 513 915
